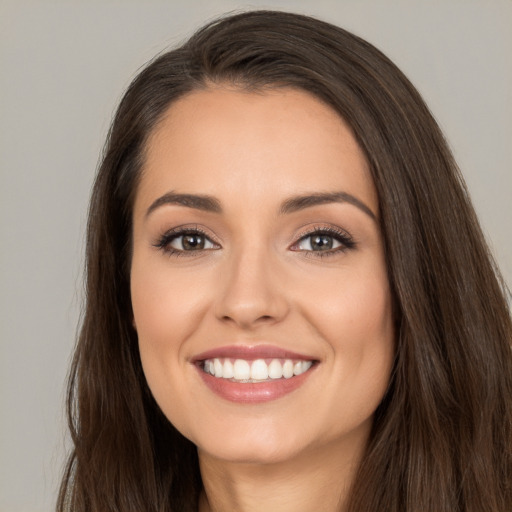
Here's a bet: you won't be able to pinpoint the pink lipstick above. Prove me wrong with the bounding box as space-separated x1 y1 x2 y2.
192 345 318 403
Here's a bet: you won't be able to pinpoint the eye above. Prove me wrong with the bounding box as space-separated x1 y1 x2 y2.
291 228 355 255
154 228 219 255
169 232 216 251
296 233 341 251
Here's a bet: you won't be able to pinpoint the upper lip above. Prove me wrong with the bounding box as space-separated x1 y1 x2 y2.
192 344 317 362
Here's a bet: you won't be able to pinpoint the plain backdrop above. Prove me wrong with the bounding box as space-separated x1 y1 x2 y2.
1 1 511 510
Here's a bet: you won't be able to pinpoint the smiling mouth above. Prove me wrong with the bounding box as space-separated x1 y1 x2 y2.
201 358 314 382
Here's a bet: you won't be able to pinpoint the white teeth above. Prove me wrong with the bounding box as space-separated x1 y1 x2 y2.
301 361 313 373
268 359 283 379
233 359 251 380
204 360 215 375
283 360 294 379
250 359 269 380
213 358 223 378
223 359 234 379
203 357 314 381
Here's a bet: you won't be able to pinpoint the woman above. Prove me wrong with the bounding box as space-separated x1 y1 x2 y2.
57 10 512 512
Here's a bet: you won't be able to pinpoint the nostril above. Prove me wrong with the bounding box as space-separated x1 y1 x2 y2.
215 285 289 328
221 314 272 321
220 313 278 328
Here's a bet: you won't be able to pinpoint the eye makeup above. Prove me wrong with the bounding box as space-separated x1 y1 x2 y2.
290 225 356 257
152 225 220 257
152 222 356 259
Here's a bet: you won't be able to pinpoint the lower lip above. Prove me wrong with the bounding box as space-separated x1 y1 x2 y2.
196 365 316 403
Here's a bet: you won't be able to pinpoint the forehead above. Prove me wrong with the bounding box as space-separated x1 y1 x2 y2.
136 87 377 215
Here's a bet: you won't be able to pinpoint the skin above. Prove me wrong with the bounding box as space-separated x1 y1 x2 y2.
130 87 395 512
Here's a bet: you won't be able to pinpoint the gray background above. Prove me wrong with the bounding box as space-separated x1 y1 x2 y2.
1 1 510 510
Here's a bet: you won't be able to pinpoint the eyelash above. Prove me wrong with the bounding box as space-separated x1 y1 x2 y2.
290 226 356 258
153 225 355 258
153 226 218 258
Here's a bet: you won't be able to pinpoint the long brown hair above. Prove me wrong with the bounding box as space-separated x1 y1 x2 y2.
58 10 512 512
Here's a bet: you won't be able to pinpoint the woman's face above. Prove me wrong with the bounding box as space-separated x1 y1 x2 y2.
131 87 395 465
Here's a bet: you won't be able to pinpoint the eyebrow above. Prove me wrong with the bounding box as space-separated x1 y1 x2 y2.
145 190 376 220
280 191 376 220
146 192 222 217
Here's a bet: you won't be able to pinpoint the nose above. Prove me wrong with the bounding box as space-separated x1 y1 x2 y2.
214 248 289 330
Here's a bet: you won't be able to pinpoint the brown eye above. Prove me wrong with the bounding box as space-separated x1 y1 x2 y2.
296 233 342 252
310 234 335 251
290 227 356 256
182 234 205 250
170 232 215 251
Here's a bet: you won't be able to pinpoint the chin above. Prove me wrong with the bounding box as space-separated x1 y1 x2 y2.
199 441 303 466
193 419 321 467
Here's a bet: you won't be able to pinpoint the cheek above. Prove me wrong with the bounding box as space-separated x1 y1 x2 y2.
130 258 210 399
131 259 210 347
300 263 393 344
298 264 395 407
130 261 214 437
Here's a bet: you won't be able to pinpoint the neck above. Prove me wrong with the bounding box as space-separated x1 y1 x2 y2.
197 433 368 512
